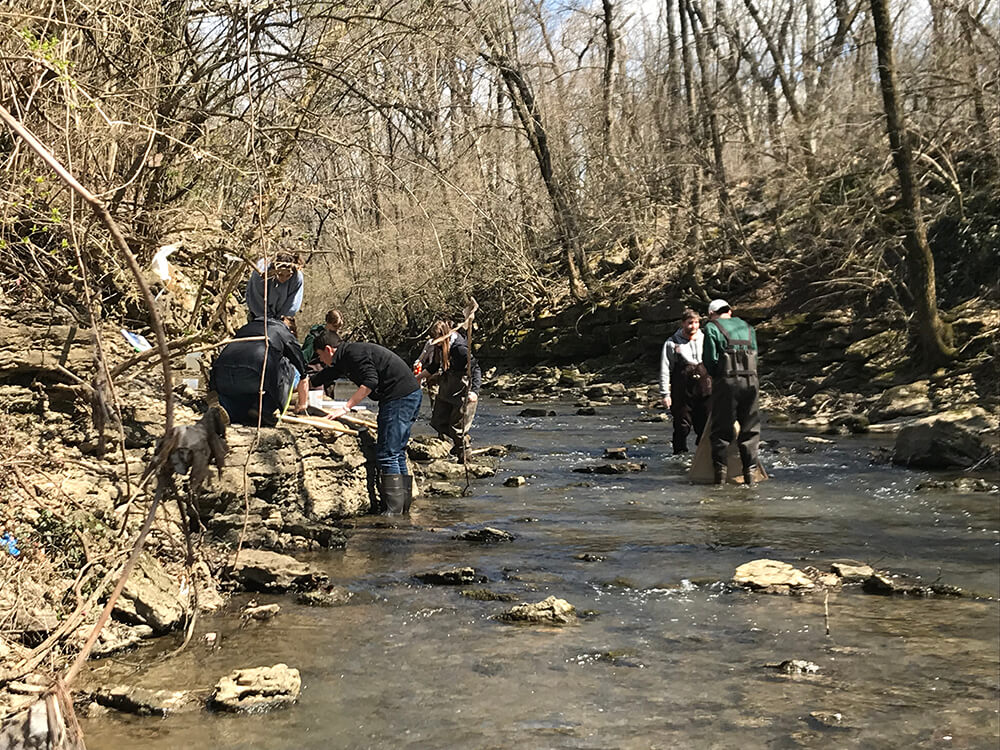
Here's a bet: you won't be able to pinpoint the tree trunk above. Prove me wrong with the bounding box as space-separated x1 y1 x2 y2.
869 0 955 369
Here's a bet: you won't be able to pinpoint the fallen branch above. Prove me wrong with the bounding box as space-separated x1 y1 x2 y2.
279 414 358 435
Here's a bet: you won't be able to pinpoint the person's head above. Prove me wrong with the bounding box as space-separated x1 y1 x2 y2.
680 308 701 337
708 299 731 320
269 252 300 284
430 320 451 340
313 330 342 365
325 309 344 332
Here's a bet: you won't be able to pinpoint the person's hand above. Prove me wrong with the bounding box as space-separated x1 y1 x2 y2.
468 391 479 403
662 396 671 409
294 406 308 415
326 407 349 421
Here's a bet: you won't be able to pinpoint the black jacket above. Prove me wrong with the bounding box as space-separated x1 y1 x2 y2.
210 319 306 398
310 342 419 402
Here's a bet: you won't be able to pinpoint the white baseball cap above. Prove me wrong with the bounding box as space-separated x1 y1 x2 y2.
708 299 731 314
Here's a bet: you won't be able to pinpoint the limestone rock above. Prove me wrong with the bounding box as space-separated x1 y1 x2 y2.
453 527 515 543
869 380 932 422
603 447 628 460
113 554 187 633
892 409 994 468
241 602 280 621
408 435 454 461
211 664 301 712
504 476 527 487
496 596 576 625
767 659 820 675
733 560 815 593
92 685 194 716
830 562 874 581
226 550 328 592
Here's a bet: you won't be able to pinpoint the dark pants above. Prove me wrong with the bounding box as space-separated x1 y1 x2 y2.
214 361 297 427
709 377 760 472
430 395 478 454
670 375 709 454
375 388 422 475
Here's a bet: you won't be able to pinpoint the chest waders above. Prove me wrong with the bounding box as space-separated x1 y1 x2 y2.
708 319 761 485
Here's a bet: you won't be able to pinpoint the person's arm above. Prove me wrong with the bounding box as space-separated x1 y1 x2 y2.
326 385 372 420
245 271 265 320
703 324 721 377
294 375 310 413
280 271 304 318
660 341 673 407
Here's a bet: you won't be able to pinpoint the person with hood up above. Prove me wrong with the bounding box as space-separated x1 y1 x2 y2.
660 308 711 454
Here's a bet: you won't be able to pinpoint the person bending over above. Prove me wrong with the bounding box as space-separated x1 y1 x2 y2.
309 332 422 515
210 318 308 427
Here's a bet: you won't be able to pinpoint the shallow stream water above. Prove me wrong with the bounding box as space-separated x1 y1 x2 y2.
82 401 1000 749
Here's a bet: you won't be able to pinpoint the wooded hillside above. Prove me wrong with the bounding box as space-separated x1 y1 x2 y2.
1 0 997 357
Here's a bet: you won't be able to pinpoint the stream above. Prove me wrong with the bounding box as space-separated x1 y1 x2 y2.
81 401 1000 748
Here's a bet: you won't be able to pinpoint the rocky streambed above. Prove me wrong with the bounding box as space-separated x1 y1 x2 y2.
67 399 998 749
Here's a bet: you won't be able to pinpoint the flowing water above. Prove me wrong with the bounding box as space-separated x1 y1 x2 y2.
81 401 1000 749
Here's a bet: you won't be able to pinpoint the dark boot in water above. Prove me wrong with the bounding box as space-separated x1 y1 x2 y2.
380 474 407 516
401 475 413 514
713 463 726 487
742 466 756 487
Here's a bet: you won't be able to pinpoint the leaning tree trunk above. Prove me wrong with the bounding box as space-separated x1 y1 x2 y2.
869 0 955 369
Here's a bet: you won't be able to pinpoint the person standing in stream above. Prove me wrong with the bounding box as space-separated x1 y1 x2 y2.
660 308 711 455
703 299 761 486
308 331 422 515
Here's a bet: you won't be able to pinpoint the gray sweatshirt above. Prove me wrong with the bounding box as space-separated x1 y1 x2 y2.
659 328 705 398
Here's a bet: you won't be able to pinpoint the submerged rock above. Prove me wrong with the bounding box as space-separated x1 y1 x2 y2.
453 527 515 543
460 589 518 602
603 447 628 460
519 408 556 417
504 475 527 487
241 602 280 621
916 477 997 493
415 567 481 585
296 587 353 607
572 462 646 474
92 685 194 716
862 572 963 597
226 550 328 592
732 560 815 593
211 664 301 712
496 596 576 625
766 659 820 675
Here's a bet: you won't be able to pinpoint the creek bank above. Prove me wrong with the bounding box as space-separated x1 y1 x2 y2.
480 295 998 470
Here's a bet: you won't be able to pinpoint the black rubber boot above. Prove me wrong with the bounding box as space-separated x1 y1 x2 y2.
401 475 413 514
743 466 756 487
379 473 406 516
713 463 727 487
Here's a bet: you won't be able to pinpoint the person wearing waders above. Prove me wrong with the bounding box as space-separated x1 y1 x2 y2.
308 331 422 515
660 308 711 454
703 300 761 486
417 321 482 463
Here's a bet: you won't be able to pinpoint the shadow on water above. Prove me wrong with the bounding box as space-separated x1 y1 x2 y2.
81 401 1000 749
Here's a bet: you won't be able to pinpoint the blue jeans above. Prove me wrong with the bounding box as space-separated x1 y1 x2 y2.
375 388 422 475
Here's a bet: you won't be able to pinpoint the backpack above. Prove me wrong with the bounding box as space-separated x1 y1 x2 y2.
301 323 325 362
708 318 758 382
